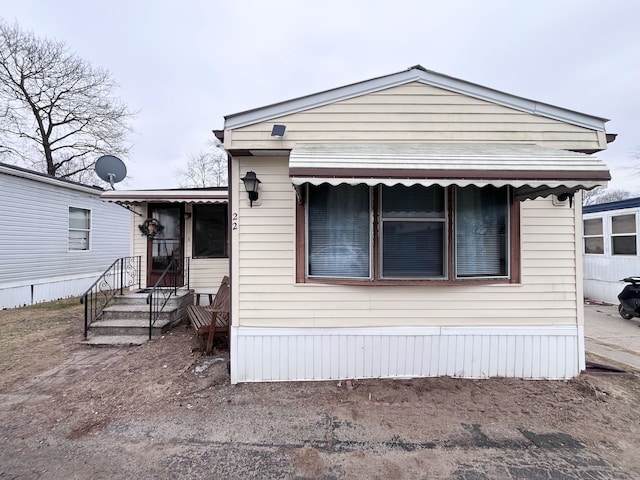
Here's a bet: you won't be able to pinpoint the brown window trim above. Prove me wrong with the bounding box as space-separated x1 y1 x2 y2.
295 185 521 285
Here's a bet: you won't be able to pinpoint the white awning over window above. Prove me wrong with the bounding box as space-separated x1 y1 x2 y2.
289 143 610 200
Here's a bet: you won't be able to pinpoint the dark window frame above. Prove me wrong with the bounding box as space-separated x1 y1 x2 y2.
192 203 229 259
296 184 520 285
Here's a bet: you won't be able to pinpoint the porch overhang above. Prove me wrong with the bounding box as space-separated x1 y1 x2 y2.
289 143 610 201
101 188 228 205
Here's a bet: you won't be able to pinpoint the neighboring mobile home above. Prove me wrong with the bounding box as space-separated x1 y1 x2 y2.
0 162 130 309
583 197 640 304
223 65 612 384
100 187 229 300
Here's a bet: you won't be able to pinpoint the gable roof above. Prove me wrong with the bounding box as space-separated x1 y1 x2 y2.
224 65 609 132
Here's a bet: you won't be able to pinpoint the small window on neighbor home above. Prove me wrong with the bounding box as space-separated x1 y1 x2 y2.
192 204 228 258
583 218 604 254
69 207 90 251
611 214 637 255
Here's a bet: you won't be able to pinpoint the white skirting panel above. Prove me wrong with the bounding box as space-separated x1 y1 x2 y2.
0 273 99 309
231 325 583 384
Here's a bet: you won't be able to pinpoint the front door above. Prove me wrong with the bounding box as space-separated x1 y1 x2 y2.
147 203 184 286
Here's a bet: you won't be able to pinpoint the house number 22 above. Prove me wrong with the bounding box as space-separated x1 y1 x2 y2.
232 212 238 230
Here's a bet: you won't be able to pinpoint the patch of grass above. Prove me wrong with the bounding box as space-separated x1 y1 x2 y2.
0 297 85 391
32 297 82 310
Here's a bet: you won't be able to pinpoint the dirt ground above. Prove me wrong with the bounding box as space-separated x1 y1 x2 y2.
1 299 640 479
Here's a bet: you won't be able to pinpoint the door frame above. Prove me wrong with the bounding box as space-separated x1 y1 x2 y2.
146 203 185 287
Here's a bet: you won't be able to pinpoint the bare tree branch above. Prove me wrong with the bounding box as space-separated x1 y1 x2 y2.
583 186 631 206
0 21 134 183
174 139 228 188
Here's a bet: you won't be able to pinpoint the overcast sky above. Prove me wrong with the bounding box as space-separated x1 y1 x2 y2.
2 0 639 192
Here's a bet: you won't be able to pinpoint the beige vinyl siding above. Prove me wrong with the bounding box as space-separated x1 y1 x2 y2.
130 204 148 288
228 83 605 151
189 258 228 293
234 157 579 329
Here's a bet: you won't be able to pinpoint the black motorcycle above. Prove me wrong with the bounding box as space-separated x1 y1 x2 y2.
617 276 640 320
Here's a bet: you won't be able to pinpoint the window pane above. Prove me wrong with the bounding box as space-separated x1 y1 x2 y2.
584 237 604 254
153 207 180 239
456 186 508 277
69 230 89 250
612 214 636 234
152 240 181 269
382 185 444 218
193 204 227 258
382 222 444 277
584 218 603 236
612 236 637 255
308 184 370 278
69 207 90 229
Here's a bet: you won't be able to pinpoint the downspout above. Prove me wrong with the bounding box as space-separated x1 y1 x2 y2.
575 191 586 373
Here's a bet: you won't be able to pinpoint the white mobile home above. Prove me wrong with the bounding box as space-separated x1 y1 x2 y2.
0 162 130 309
100 188 229 299
583 197 640 304
223 65 612 384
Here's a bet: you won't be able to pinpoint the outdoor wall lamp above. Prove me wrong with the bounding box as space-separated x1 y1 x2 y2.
241 171 261 207
555 192 574 207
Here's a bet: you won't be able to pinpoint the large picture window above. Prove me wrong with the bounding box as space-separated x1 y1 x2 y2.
68 207 90 251
302 184 515 283
192 204 228 258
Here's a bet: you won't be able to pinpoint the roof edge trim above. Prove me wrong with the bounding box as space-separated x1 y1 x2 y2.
0 162 104 195
224 66 609 132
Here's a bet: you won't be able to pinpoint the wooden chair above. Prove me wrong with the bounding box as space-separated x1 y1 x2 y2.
187 276 230 353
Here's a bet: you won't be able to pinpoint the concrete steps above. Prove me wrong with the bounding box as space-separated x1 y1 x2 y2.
85 288 193 347
101 305 175 322
87 318 171 337
84 335 149 347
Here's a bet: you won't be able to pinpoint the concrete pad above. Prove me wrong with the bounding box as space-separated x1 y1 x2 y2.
584 302 640 371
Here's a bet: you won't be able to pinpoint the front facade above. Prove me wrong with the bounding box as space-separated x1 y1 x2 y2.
583 197 640 304
101 188 229 300
224 66 611 383
0 162 130 309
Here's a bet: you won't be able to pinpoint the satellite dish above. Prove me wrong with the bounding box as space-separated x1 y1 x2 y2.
95 155 127 189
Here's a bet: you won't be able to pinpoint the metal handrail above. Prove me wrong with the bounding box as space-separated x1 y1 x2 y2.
80 256 142 339
146 257 190 339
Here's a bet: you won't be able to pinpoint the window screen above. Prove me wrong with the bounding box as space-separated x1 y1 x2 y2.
307 184 370 278
455 186 508 277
